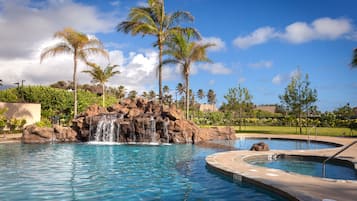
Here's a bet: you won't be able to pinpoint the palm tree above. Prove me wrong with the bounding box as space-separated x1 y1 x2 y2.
128 90 138 100
148 90 156 100
117 0 197 102
118 85 126 101
207 89 216 105
82 62 120 107
163 85 170 94
164 30 214 119
352 48 357 68
197 89 205 103
40 27 108 117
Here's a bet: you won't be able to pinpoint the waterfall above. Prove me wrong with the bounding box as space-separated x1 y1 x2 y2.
150 116 156 143
91 114 119 143
163 118 169 143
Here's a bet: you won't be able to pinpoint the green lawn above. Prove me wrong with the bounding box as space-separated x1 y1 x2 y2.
233 126 355 137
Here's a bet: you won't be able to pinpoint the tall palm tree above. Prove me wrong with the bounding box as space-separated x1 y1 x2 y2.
82 62 120 107
117 0 198 102
40 27 108 117
352 48 357 68
164 30 214 119
197 89 205 103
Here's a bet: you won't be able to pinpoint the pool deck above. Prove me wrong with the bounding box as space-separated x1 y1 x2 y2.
206 134 357 201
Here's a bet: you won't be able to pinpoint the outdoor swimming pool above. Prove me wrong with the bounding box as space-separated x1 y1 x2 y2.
0 143 286 201
214 138 340 150
248 155 357 180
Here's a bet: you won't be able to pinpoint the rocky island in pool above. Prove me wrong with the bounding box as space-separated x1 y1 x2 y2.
22 98 236 144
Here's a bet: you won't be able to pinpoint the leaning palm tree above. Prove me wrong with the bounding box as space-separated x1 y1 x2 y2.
83 62 120 107
117 0 198 102
351 48 357 68
40 27 108 117
164 30 214 119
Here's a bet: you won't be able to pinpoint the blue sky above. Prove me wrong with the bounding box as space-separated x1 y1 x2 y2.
0 0 356 111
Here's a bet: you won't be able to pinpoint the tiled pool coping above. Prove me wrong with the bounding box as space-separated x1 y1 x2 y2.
206 134 357 201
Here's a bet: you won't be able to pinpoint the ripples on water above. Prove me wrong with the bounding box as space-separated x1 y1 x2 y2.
0 143 285 201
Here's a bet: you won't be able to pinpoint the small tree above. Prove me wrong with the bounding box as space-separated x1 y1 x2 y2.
279 72 317 134
223 85 253 130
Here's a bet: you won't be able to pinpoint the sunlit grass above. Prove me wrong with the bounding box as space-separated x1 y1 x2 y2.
235 126 354 137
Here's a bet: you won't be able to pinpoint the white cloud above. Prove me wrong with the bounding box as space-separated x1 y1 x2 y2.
209 79 215 85
249 60 273 69
233 17 353 48
110 1 120 6
272 68 302 85
0 0 118 59
233 27 275 49
272 74 283 85
289 68 302 79
238 77 246 84
197 63 232 75
200 37 226 51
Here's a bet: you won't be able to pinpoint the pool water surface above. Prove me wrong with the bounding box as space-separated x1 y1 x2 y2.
214 138 339 150
249 156 357 180
0 143 286 201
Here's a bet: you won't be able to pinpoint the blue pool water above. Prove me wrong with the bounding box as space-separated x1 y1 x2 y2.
249 157 357 180
214 138 338 150
0 143 286 201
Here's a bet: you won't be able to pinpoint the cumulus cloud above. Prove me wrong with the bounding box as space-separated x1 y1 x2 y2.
248 60 273 69
199 37 226 51
0 0 118 59
233 17 353 49
233 27 275 49
197 63 232 74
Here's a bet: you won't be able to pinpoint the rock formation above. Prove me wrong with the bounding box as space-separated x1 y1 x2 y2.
72 98 236 144
249 142 270 151
22 98 236 144
22 125 78 143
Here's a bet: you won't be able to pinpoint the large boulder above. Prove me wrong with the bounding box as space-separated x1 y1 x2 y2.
22 125 78 144
197 127 236 143
250 142 270 151
84 104 107 117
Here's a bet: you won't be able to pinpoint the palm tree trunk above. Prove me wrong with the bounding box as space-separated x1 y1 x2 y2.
102 84 105 107
73 52 78 118
158 41 163 104
185 75 189 120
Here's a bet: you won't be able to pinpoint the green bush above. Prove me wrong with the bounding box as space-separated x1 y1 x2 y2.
0 86 118 124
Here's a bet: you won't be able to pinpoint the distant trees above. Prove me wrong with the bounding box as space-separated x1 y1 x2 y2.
40 27 108 117
128 90 138 100
279 72 317 134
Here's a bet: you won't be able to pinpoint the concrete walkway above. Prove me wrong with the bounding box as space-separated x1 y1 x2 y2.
206 134 357 201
